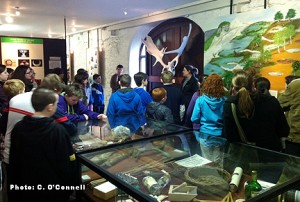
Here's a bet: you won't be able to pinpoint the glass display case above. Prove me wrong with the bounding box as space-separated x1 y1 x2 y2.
72 114 192 153
77 131 300 202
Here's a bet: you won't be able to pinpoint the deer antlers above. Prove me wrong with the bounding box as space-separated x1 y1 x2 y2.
141 36 168 69
142 23 192 75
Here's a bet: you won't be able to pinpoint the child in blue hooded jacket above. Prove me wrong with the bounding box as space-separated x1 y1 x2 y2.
191 74 226 136
191 74 226 163
91 74 105 113
107 74 143 116
133 72 152 113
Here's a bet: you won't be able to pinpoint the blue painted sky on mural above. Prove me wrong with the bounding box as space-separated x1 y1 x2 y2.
202 2 300 32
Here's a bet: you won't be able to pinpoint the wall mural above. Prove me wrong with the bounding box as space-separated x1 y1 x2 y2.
203 4 300 92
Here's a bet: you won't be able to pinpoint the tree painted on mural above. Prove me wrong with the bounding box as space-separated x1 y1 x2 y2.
285 9 296 20
244 60 255 69
292 61 300 75
270 9 297 55
274 11 284 21
274 31 285 53
282 28 289 51
222 70 234 90
260 50 272 63
273 25 295 53
286 24 296 44
252 35 262 49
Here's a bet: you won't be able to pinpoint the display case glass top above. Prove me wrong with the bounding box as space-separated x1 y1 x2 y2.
77 131 300 202
72 114 191 153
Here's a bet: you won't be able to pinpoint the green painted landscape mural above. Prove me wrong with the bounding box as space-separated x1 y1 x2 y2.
204 6 300 92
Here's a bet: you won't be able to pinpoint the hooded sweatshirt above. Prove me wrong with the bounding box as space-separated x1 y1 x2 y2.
146 101 174 123
191 94 226 136
108 113 146 133
9 116 77 202
133 87 152 113
224 93 289 151
57 94 99 122
107 88 144 115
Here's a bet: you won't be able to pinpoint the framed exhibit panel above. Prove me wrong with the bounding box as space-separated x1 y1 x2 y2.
1 36 67 81
87 47 99 76
1 37 44 79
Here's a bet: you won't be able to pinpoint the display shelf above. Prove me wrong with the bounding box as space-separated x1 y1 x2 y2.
77 131 300 202
72 114 192 154
74 115 192 201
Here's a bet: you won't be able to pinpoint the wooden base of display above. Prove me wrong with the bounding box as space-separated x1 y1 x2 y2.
193 192 234 202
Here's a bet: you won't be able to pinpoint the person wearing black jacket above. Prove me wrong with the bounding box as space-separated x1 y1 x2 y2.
181 65 198 124
110 64 123 93
8 88 78 202
223 71 289 152
161 71 182 125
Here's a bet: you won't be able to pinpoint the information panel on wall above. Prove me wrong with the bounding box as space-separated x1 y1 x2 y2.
87 47 99 75
1 37 44 79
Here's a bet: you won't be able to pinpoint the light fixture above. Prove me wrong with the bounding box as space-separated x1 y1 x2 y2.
123 10 128 15
71 27 76 32
15 7 20 16
5 16 14 23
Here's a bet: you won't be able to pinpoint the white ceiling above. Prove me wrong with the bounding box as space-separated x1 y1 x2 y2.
0 0 202 39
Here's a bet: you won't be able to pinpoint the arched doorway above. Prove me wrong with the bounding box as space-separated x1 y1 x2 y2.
140 17 204 90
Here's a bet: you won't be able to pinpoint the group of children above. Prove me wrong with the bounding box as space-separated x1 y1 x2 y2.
1 62 298 202
0 73 79 202
107 70 175 125
72 69 105 114
0 65 109 202
0 64 179 201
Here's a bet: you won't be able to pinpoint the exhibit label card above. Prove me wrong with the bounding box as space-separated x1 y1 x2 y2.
175 154 211 168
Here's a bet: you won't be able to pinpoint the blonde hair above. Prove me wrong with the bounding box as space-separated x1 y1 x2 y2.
161 71 173 83
40 74 65 93
3 79 25 99
232 72 254 119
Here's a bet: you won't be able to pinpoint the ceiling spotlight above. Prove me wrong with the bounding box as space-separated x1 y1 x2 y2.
71 27 76 32
123 10 128 15
48 34 52 38
15 7 21 16
5 16 14 23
